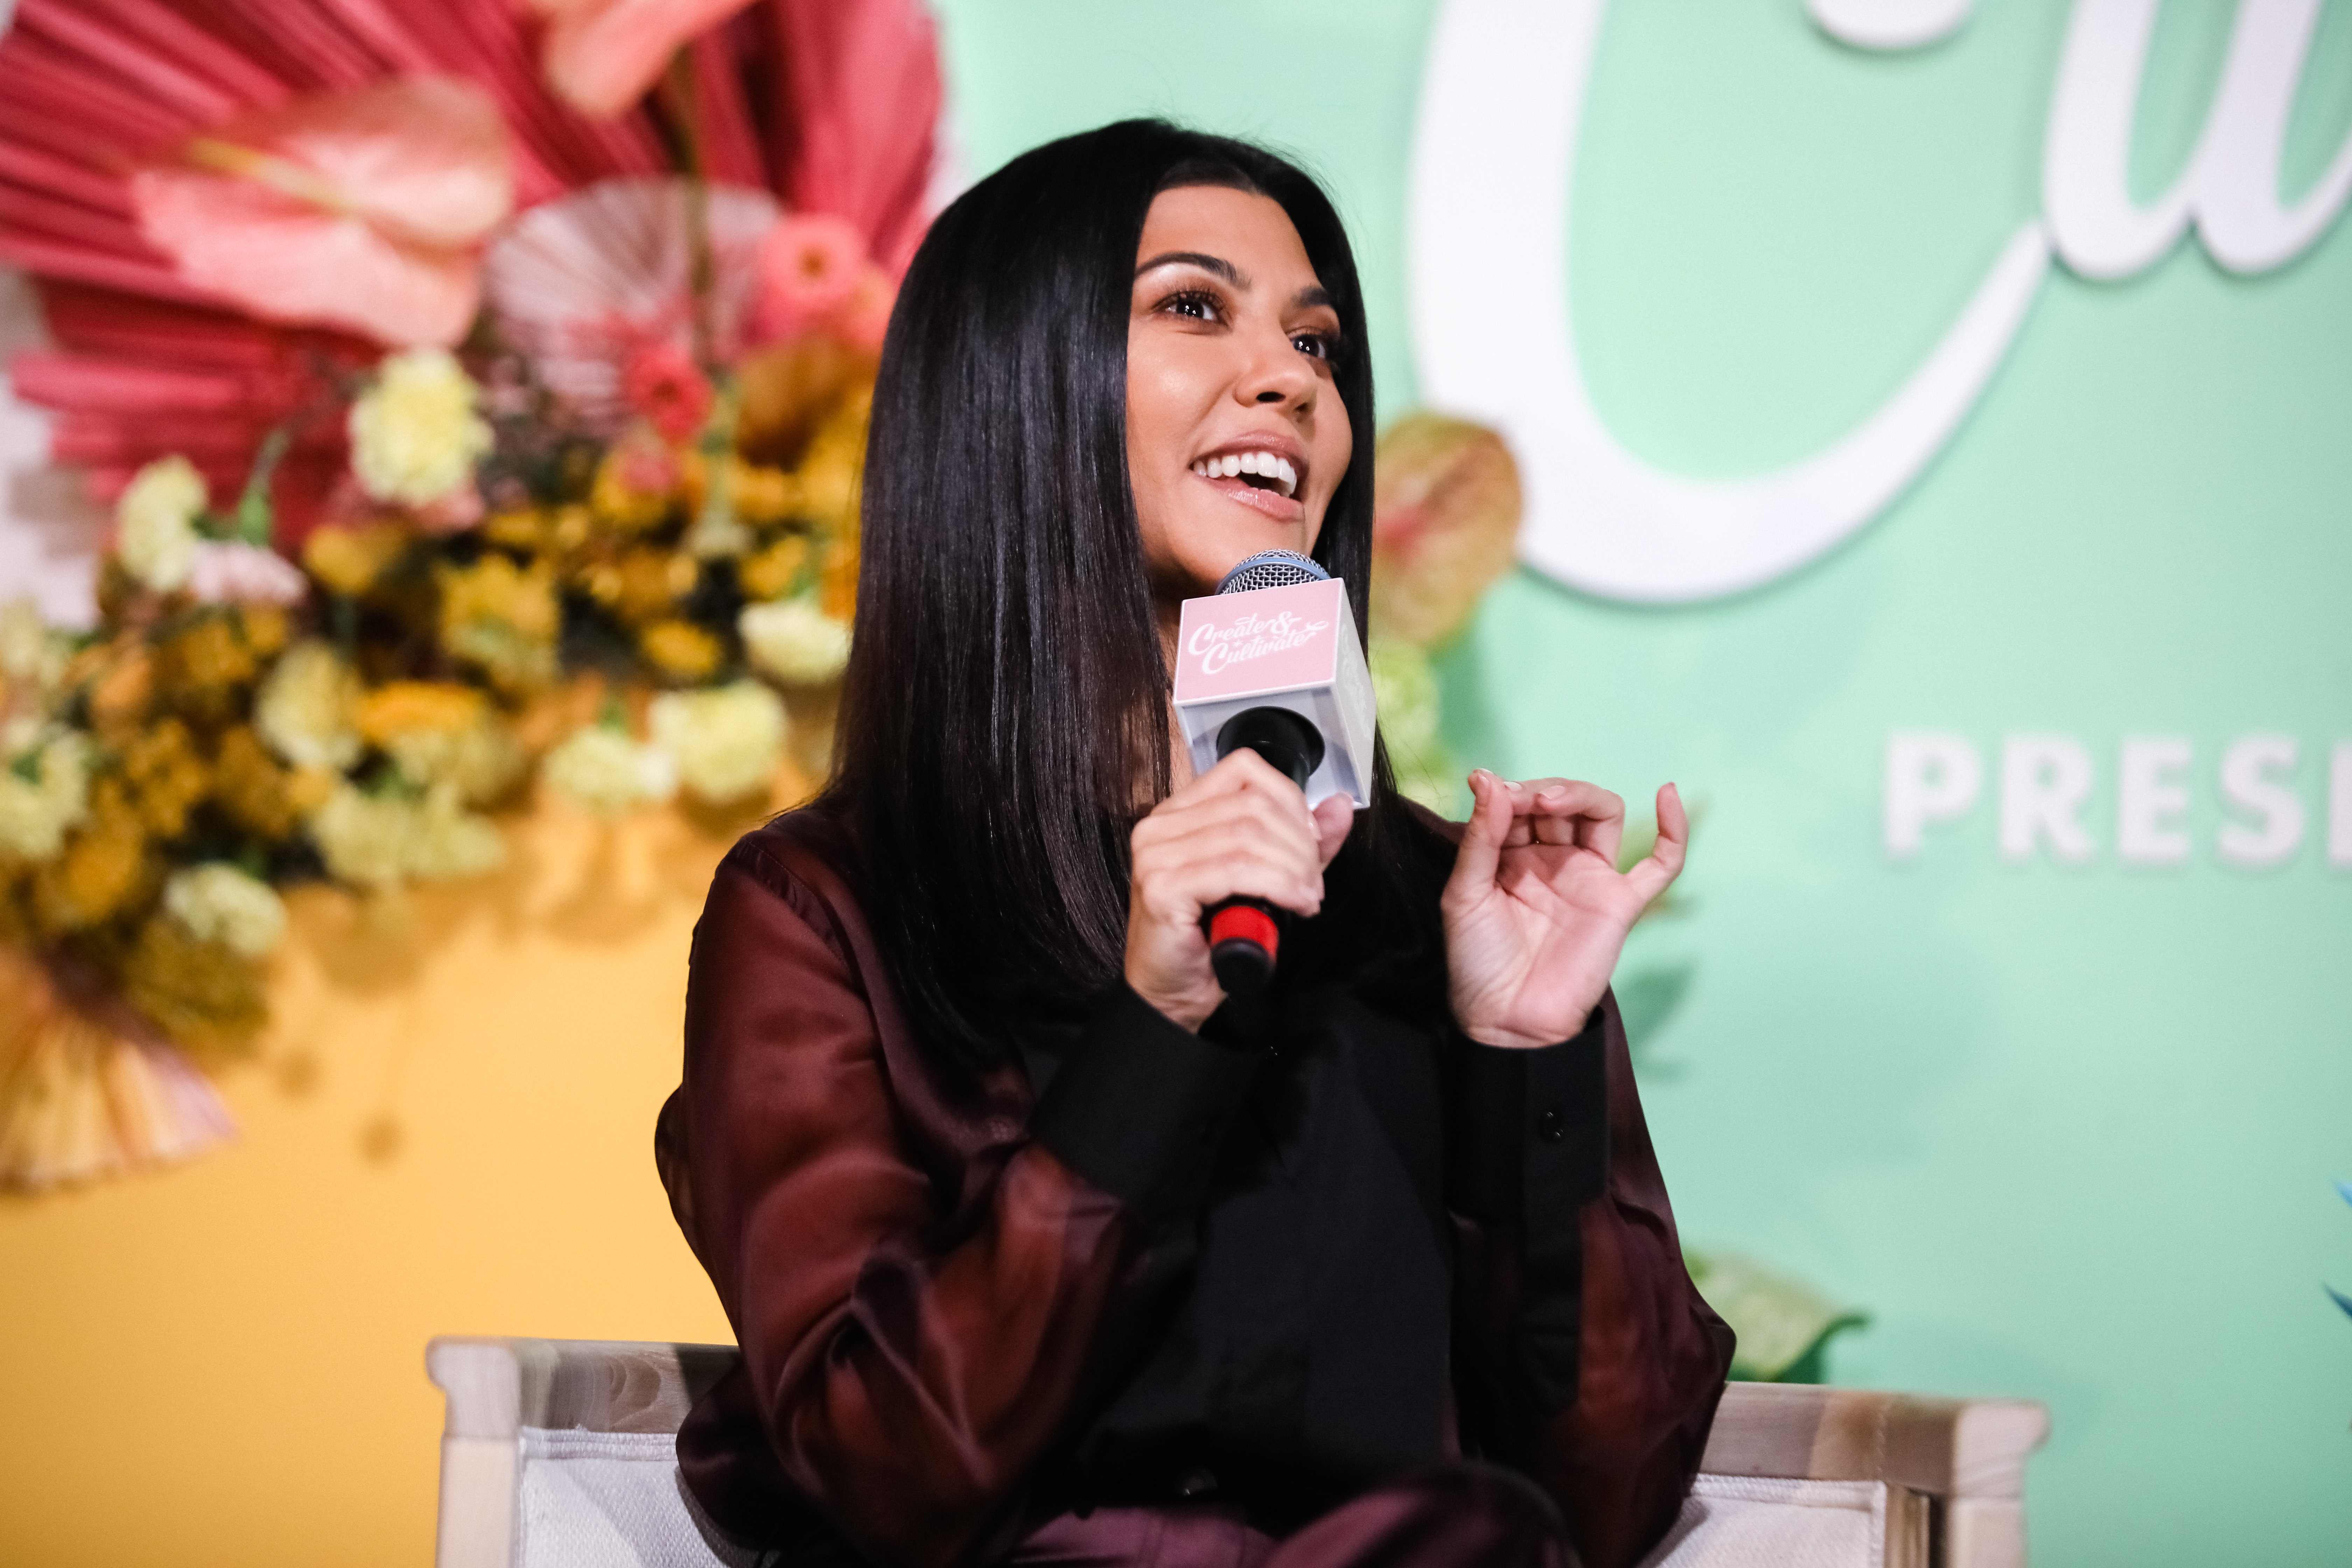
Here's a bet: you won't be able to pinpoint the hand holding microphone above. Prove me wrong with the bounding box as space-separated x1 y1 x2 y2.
1124 749 1352 1032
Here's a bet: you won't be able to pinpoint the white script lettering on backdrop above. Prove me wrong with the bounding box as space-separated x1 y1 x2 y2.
1410 0 2352 602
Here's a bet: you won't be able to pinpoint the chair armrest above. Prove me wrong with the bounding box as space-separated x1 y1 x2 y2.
1699 1382 2050 1568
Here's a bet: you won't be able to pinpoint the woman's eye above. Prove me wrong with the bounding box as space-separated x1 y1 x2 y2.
1163 290 1220 323
1292 332 1331 360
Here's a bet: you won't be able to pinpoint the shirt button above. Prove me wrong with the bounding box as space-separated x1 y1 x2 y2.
1176 1466 1218 1499
1536 1107 1568 1143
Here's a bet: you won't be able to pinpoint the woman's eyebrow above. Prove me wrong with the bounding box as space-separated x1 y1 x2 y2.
1135 250 1246 286
1291 285 1336 313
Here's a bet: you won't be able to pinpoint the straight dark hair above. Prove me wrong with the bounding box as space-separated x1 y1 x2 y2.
824 119 1436 1069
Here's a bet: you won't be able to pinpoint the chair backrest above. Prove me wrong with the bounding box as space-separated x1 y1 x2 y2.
427 1338 2047 1568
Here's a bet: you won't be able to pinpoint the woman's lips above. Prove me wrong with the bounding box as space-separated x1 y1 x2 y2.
1193 471 1306 523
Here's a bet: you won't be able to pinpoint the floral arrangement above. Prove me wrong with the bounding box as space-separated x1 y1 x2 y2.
0 0 942 1191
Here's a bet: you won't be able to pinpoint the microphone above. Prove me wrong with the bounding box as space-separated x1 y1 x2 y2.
1170 550 1379 996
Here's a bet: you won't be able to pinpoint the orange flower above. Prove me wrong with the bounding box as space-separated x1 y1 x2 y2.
639 618 723 684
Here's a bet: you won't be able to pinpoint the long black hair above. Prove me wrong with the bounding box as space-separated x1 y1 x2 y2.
824 119 1437 1068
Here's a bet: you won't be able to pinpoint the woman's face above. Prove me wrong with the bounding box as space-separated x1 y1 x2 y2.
1127 184 1351 611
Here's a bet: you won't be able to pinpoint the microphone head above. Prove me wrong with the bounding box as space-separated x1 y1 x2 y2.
1216 550 1329 595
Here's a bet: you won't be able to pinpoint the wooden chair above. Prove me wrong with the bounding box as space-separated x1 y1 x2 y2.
427 1337 2047 1568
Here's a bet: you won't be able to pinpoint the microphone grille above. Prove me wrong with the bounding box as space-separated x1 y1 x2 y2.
1215 550 1329 595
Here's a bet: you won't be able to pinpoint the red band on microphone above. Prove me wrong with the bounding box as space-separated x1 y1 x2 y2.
1207 904 1280 961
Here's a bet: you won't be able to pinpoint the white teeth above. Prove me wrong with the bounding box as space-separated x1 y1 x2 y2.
1194 450 1300 498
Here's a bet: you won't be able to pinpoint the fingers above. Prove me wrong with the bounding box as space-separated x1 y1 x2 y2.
1444 768 1515 907
1132 748 1330 922
1311 793 1356 868
1623 782 1689 904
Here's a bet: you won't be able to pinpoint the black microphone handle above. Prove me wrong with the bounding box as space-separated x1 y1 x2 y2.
1203 707 1325 996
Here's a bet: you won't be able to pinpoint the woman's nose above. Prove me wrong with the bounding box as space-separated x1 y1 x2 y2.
1235 330 1316 411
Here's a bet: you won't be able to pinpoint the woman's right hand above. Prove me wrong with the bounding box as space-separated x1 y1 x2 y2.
1125 749 1354 1031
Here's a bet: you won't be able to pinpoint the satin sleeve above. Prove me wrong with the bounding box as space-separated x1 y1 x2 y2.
659 839 1242 1568
1448 991 1737 1568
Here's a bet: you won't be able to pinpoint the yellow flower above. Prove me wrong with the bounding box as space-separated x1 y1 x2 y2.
0 724 91 861
122 912 268 1063
649 681 785 804
302 519 414 597
639 618 723 683
211 726 304 841
33 787 150 933
256 641 364 771
792 392 868 535
541 723 677 816
730 461 800 526
737 534 810 601
355 681 524 804
589 432 679 534
163 862 286 959
153 612 261 727
438 555 559 691
117 717 210 838
348 348 492 507
739 595 850 685
114 455 208 592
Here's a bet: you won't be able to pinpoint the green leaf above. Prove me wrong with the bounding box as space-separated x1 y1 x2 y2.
1687 1249 1869 1383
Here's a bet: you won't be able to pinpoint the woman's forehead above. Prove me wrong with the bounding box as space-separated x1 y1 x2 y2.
1135 186 1320 292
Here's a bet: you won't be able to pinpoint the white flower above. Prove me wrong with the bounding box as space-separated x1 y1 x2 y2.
542 723 678 815
0 726 90 861
307 782 504 890
348 348 493 507
114 455 208 592
409 785 507 881
163 863 288 958
739 595 851 685
256 642 364 771
189 541 308 607
649 681 786 804
0 598 66 698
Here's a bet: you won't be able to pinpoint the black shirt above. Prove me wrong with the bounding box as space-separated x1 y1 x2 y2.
1016 954 1610 1533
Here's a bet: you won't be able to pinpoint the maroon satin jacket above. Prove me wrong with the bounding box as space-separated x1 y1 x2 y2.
654 806 1734 1568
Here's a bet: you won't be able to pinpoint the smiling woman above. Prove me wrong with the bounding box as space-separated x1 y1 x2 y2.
652 119 1729 1568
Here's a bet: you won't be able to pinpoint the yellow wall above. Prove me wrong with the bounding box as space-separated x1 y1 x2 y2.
0 798 777 1568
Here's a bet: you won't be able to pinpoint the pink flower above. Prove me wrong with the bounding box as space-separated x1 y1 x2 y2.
530 0 758 119
129 78 515 349
188 542 308 607
622 342 714 442
416 485 488 537
755 214 870 340
613 427 683 494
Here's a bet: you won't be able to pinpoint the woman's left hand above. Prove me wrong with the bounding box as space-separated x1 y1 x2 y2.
1443 770 1688 1050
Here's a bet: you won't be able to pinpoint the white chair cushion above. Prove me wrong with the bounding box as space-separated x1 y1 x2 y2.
512 1427 1891 1568
1641 1476 1892 1568
514 1429 751 1568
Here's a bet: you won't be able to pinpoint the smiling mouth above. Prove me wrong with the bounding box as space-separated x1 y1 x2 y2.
1191 450 1299 499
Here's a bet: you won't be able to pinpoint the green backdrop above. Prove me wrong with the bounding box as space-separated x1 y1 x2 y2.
930 1 2352 1562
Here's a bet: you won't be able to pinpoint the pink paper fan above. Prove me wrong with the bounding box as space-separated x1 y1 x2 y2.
0 0 946 541
484 175 777 430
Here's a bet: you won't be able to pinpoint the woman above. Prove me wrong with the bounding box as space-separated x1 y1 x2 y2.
656 120 1733 1568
